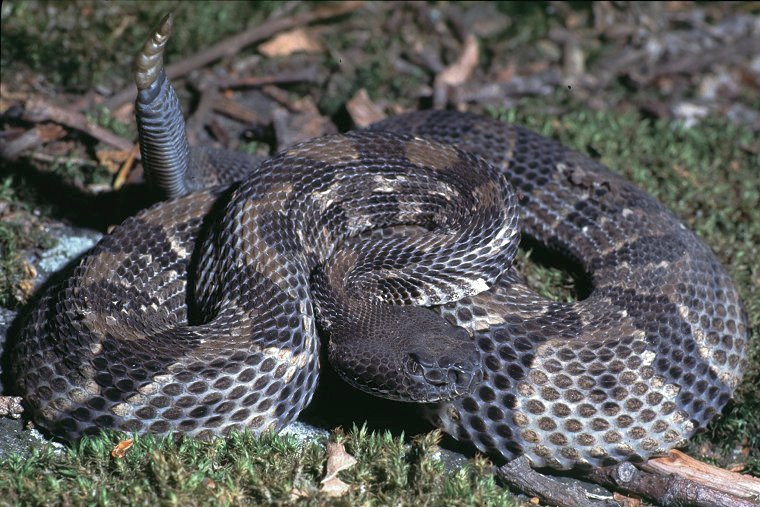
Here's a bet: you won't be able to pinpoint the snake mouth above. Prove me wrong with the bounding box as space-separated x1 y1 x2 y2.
406 352 482 400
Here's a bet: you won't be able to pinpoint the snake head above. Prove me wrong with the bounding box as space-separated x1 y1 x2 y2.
404 346 481 400
328 305 483 403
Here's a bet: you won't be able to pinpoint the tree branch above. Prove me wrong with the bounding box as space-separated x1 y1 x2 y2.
586 451 760 507
497 450 760 507
497 457 614 507
20 97 134 152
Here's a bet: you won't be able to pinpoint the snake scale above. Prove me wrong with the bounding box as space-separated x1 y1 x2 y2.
12 14 748 470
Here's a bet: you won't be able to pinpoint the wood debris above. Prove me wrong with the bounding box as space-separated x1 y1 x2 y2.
434 33 479 108
110 438 134 459
0 396 23 419
346 88 386 127
258 27 323 57
320 442 357 497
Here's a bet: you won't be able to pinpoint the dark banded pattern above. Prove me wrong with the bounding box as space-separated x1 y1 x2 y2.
11 14 748 471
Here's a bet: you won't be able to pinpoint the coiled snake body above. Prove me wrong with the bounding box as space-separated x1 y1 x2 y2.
12 15 748 470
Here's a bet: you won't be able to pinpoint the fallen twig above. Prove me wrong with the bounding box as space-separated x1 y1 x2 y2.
206 119 230 147
260 85 324 115
452 68 562 105
630 36 760 86
592 20 760 89
186 79 220 145
0 123 66 160
585 451 760 507
641 450 760 501
25 151 98 168
20 97 134 151
498 450 760 507
113 143 141 190
102 1 363 111
216 64 321 89
497 457 611 507
213 96 263 125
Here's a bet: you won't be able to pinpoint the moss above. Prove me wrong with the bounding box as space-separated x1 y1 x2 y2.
0 175 58 308
0 428 515 506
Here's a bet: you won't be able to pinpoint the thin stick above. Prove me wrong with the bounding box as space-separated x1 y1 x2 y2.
641 450 760 500
113 142 141 190
25 151 98 168
497 457 607 507
585 452 760 507
0 123 66 160
21 97 134 151
102 2 363 111
212 96 263 125
186 81 219 145
216 64 320 89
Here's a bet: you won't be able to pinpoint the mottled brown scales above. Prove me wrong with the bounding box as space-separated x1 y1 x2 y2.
404 138 460 172
80 250 132 285
287 135 360 165
470 180 504 209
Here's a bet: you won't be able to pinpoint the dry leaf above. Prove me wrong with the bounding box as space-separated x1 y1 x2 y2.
436 33 479 87
289 486 310 501
111 438 134 458
321 477 352 498
22 261 36 280
320 442 357 497
323 442 357 482
272 107 336 149
0 82 27 110
97 149 130 174
259 27 323 57
346 88 386 127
